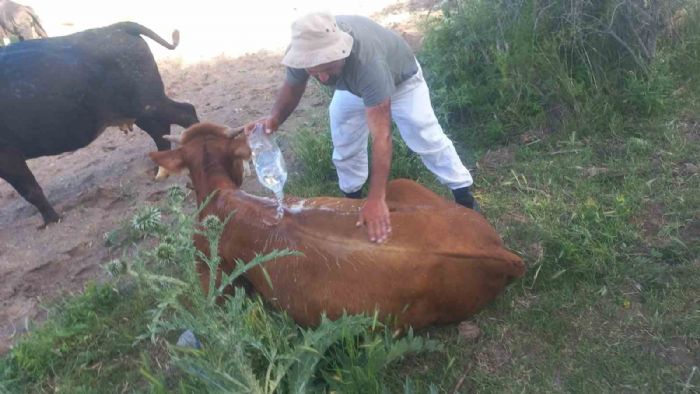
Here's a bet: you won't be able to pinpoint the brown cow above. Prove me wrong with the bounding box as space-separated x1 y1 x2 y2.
0 0 47 44
149 122 525 330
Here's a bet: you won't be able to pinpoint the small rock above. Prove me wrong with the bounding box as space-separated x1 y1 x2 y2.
177 329 202 349
458 321 481 340
582 166 609 177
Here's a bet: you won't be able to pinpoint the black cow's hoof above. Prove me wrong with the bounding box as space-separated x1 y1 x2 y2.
37 221 60 230
38 213 62 229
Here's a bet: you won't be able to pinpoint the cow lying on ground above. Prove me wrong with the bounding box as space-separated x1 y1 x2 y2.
0 0 47 43
149 122 525 330
0 21 199 226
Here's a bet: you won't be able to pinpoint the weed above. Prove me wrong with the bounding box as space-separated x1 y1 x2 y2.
1 186 441 393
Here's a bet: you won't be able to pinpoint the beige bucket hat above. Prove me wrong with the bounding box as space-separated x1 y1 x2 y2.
281 12 354 69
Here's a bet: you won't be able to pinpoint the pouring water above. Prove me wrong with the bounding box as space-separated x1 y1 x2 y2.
260 173 286 218
248 124 288 218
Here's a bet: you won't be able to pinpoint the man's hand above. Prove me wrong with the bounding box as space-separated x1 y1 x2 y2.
357 195 391 243
244 117 279 135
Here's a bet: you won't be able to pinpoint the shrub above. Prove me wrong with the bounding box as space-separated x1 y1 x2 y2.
121 187 442 392
419 0 692 144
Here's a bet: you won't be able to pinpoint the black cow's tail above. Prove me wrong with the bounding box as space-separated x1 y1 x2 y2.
114 21 180 50
26 6 47 38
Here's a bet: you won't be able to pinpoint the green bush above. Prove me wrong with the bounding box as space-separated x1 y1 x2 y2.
419 0 692 144
665 2 700 92
127 186 442 392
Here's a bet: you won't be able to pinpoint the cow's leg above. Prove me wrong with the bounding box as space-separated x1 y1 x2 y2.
15 25 33 41
13 11 36 40
0 147 60 225
136 118 171 152
137 118 174 180
138 97 198 150
137 98 197 179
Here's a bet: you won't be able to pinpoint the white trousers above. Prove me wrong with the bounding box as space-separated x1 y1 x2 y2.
329 63 474 194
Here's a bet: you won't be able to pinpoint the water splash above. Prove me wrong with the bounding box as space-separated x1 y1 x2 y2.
274 190 285 219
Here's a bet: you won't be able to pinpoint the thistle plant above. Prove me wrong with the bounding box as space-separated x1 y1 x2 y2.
113 186 440 392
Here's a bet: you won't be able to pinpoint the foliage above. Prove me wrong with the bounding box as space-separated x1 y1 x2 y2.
286 124 339 197
1 186 440 393
419 0 691 144
665 2 700 92
127 187 441 392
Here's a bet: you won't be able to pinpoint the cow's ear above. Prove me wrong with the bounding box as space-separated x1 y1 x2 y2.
231 139 252 160
149 149 185 173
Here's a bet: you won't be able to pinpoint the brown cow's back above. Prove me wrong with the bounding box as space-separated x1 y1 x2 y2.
149 125 524 330
212 180 524 329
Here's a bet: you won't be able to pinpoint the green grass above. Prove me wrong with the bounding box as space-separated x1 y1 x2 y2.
0 282 156 393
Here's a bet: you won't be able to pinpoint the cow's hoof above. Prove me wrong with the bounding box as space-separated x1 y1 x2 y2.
38 216 62 230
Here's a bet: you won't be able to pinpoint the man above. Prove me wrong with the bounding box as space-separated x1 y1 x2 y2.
245 12 476 244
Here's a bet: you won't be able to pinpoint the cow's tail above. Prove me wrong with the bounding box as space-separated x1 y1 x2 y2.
115 21 180 50
26 6 47 38
437 250 526 279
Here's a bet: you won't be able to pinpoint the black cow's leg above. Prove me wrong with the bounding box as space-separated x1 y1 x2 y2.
138 97 199 150
137 118 173 180
136 118 171 152
137 97 198 149
0 147 60 225
138 97 199 152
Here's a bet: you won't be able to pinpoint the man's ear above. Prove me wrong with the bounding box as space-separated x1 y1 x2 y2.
149 149 186 173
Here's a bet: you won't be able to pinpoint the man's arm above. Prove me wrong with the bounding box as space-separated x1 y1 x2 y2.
245 78 308 134
357 98 393 243
270 79 308 130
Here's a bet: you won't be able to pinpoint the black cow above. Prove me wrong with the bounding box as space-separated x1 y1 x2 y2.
0 21 199 226
0 0 47 43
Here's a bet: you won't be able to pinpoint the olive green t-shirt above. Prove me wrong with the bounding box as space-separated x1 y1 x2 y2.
286 15 418 107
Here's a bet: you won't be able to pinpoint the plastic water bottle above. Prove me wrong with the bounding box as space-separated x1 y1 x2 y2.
248 124 287 215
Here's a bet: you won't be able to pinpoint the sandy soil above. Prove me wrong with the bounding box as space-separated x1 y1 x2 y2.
0 0 437 354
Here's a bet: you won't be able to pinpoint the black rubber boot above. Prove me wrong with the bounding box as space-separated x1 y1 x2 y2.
452 186 479 211
343 189 363 199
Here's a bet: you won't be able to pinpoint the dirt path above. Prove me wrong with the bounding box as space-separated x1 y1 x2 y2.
0 1 436 354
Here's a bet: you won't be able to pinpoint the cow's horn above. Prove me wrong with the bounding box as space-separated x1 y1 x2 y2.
225 126 245 138
155 166 171 181
162 134 182 144
243 159 252 177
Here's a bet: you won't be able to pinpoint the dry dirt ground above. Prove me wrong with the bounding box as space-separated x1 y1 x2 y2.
0 0 438 354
